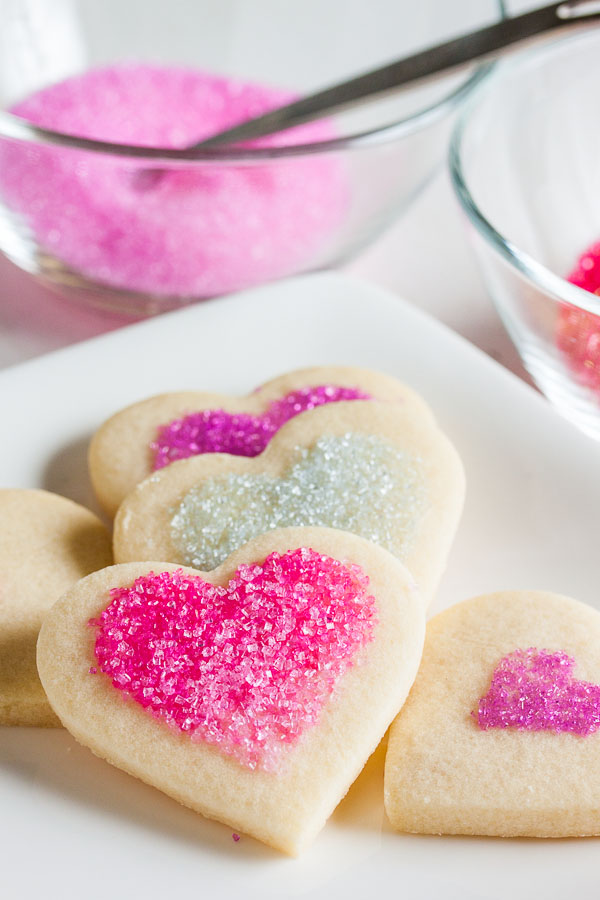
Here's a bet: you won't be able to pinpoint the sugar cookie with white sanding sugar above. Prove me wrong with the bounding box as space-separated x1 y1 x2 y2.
37 527 425 855
385 590 600 837
113 401 465 607
0 489 112 726
89 365 435 517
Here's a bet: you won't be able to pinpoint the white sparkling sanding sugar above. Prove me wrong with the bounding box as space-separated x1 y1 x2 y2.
170 433 427 570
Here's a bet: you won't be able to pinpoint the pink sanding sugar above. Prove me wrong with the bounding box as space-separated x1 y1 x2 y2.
0 64 347 297
475 648 600 736
556 241 600 390
91 549 377 771
151 383 371 469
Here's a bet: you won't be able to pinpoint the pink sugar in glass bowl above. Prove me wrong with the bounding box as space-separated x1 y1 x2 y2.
0 64 347 301
0 0 504 315
556 242 600 393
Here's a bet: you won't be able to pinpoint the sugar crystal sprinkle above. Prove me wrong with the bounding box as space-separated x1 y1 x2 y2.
170 433 426 571
475 648 600 735
91 549 377 771
151 384 371 469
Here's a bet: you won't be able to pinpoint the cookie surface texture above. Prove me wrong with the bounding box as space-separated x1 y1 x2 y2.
89 365 433 516
113 401 464 607
0 489 112 726
38 527 425 855
385 590 600 837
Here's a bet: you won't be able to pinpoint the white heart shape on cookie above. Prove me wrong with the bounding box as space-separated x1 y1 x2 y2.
37 527 424 855
385 590 600 838
113 401 465 607
89 365 431 517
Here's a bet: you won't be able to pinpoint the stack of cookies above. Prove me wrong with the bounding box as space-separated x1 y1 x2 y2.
3 365 599 854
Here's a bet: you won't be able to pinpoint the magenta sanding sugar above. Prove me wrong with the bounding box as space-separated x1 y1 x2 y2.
475 647 600 736
90 550 377 771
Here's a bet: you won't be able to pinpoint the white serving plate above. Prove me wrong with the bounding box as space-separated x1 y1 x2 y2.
1 273 599 899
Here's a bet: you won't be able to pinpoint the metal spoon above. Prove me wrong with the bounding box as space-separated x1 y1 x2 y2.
135 0 600 188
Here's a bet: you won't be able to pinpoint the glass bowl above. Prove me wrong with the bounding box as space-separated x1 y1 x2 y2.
450 27 600 442
0 0 502 315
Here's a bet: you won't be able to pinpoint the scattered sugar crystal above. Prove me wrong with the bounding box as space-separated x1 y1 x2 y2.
170 433 426 570
151 384 370 469
0 64 347 297
475 648 600 735
91 550 377 771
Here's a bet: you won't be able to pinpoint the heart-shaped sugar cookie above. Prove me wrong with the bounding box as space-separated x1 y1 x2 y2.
89 365 432 516
384 590 600 837
0 489 112 726
37 527 425 855
113 402 465 606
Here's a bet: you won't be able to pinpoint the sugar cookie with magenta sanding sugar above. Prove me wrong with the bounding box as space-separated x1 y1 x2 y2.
113 401 465 607
89 365 434 517
0 489 112 726
385 591 600 838
37 527 425 855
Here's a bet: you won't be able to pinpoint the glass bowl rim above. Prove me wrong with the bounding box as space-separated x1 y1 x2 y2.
0 66 489 163
0 0 506 164
450 26 600 318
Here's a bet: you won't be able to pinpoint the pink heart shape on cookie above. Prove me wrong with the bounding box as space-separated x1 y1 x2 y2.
475 648 600 735
38 527 425 854
92 548 377 771
151 384 370 468
385 590 600 838
89 366 432 516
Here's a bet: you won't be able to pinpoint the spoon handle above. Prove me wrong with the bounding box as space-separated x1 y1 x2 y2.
194 0 600 148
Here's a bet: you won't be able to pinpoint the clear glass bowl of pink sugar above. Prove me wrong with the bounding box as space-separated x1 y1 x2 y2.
0 0 502 315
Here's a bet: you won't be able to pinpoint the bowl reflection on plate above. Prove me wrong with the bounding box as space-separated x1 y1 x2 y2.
451 27 600 442
0 0 503 315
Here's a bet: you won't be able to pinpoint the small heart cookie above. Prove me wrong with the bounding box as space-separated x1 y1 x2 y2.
384 590 600 837
0 489 112 726
89 366 433 516
113 401 465 606
37 527 425 855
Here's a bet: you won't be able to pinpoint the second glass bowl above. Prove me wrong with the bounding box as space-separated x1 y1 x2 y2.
451 27 600 441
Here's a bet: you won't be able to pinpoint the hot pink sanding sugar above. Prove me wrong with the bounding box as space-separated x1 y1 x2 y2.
151 384 371 469
475 648 600 736
557 241 600 390
0 64 347 297
91 549 377 771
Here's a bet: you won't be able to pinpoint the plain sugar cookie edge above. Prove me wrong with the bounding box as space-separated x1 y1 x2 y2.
0 488 113 728
0 697 60 727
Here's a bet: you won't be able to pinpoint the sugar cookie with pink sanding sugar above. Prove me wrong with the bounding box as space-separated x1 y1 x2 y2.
112 400 465 608
385 590 600 837
89 366 435 517
37 527 425 855
0 489 112 726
